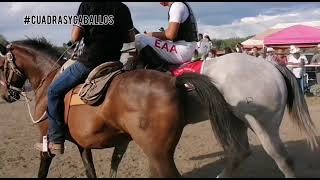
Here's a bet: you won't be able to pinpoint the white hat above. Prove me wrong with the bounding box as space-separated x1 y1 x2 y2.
317 44 320 48
266 47 275 52
289 45 300 54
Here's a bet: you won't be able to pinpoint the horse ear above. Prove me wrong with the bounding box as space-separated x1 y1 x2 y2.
0 58 3 68
133 27 140 35
0 44 6 68
0 44 7 57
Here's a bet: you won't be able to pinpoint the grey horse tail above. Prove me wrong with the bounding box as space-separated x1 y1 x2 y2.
175 73 244 152
272 62 319 150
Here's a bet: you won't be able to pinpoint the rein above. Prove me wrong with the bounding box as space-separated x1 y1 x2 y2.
0 42 77 124
1 44 25 93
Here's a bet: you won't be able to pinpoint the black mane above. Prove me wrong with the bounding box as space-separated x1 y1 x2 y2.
12 37 66 65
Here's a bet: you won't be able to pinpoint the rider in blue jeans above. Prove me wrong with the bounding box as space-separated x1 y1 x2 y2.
46 61 91 150
35 2 135 155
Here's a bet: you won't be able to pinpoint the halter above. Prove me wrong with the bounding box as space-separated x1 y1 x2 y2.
0 44 45 124
0 41 78 125
0 44 26 95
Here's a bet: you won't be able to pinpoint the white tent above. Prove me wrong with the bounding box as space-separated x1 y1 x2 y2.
241 39 264 49
241 28 281 49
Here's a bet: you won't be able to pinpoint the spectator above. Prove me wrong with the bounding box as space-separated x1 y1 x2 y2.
243 48 250 54
205 48 217 61
287 45 308 93
224 47 233 54
197 34 211 60
265 47 277 62
191 49 201 62
204 35 213 50
258 47 267 59
235 43 244 53
311 44 320 64
198 33 203 42
251 46 260 57
274 49 288 66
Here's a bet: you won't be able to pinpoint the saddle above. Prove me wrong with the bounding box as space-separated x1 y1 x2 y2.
63 60 124 123
143 58 204 76
168 60 204 76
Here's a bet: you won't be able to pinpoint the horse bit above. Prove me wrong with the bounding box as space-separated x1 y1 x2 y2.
0 44 48 124
0 42 79 124
0 44 26 100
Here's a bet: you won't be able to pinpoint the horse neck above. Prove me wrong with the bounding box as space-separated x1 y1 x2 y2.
14 45 60 92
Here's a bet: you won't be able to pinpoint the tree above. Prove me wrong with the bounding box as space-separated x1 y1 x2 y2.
0 34 8 46
212 36 252 51
159 27 165 32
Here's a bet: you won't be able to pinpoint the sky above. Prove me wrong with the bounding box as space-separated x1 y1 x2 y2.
1 2 320 46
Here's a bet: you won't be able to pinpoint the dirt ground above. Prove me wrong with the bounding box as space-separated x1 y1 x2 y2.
0 96 319 178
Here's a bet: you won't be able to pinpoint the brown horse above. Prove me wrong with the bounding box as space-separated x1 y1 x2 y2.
0 38 242 178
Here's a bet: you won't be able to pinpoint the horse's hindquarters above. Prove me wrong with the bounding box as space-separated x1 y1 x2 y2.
184 90 210 124
201 54 288 124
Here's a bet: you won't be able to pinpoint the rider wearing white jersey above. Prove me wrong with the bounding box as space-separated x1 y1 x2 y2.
135 2 198 69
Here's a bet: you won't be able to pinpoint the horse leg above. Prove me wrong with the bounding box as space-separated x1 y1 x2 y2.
148 163 159 178
217 121 251 178
130 123 182 178
145 127 183 178
149 154 180 178
109 140 130 178
37 152 53 178
77 146 97 178
247 115 295 178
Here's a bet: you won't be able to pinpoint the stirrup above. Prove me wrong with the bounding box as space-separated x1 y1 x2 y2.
34 136 65 155
34 142 64 155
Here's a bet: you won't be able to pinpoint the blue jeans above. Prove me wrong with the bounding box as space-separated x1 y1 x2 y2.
297 77 305 94
47 61 92 144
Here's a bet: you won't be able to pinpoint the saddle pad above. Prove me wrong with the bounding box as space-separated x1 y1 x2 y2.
63 62 123 123
64 85 84 124
70 93 85 106
169 60 204 76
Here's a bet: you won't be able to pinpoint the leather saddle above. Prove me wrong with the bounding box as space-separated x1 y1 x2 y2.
61 60 124 124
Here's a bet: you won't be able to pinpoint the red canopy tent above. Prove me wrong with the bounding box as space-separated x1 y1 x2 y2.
264 25 320 48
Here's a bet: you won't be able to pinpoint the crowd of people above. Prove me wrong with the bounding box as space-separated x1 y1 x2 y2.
193 34 250 61
193 34 320 93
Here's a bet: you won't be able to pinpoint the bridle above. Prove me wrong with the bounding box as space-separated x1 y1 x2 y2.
0 42 77 124
0 44 26 100
0 44 44 124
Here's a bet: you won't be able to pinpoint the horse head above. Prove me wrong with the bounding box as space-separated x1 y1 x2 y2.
0 43 28 103
133 27 140 35
0 43 6 67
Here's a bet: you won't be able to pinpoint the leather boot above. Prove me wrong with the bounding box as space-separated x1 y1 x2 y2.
138 45 169 72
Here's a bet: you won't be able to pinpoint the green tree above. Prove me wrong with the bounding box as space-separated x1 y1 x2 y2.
0 34 8 46
213 35 253 51
159 27 165 32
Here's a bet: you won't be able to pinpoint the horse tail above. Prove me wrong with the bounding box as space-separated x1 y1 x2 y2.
175 73 243 152
272 63 319 149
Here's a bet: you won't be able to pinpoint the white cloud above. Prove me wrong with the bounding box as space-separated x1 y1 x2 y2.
1 2 320 45
8 2 79 15
199 7 320 39
0 2 79 45
9 2 27 13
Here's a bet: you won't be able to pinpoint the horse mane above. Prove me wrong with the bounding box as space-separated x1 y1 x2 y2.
12 37 66 66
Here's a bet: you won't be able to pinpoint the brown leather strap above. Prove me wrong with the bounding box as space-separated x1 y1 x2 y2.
64 88 73 124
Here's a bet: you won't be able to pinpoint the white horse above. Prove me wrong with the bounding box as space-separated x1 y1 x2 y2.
122 29 318 176
96 29 319 177
196 53 319 177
